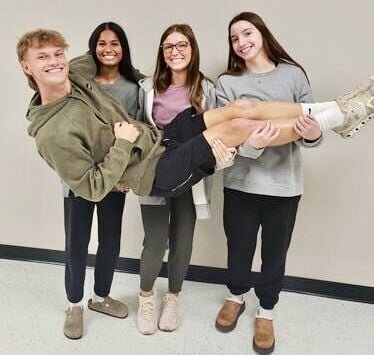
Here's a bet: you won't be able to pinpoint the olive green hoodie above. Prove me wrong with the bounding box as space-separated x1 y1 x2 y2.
27 54 164 201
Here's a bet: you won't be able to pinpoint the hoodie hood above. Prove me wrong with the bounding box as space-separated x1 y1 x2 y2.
27 92 69 138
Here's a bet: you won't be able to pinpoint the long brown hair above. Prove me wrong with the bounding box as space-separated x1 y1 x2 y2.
226 12 308 81
153 24 205 112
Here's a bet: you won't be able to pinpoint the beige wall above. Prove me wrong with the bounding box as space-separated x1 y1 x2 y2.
1 0 373 287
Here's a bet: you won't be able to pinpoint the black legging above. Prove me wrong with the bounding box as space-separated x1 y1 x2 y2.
64 191 125 303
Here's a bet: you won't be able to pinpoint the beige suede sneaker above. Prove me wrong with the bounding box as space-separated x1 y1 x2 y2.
158 293 179 332
63 306 83 340
137 290 157 335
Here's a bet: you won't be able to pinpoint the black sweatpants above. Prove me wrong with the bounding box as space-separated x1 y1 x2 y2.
223 188 300 310
64 191 125 303
151 107 216 197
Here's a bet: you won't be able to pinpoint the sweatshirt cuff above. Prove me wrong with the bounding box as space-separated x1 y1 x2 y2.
302 133 323 147
238 144 264 159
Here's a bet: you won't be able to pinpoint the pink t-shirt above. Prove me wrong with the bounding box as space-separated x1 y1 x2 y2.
152 84 191 128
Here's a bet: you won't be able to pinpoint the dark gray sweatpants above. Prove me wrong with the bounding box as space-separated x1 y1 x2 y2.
139 189 196 293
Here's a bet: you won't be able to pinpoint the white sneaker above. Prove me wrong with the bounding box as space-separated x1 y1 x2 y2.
334 75 374 138
158 293 179 332
137 290 157 335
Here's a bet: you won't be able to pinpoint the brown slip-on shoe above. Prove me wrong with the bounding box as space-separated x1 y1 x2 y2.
215 299 245 332
252 317 275 354
88 296 128 319
64 306 83 340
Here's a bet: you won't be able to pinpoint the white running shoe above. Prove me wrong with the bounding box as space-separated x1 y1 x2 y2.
334 75 374 138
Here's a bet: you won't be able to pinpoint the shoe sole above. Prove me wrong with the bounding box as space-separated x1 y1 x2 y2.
137 323 157 335
64 333 82 340
252 338 275 355
87 300 128 319
215 302 246 333
138 329 157 335
158 325 177 332
344 113 374 138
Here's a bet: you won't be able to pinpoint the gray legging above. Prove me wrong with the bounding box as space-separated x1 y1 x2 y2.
139 190 196 293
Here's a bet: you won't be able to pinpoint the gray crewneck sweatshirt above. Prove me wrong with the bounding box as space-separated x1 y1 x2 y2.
216 63 316 197
99 76 139 118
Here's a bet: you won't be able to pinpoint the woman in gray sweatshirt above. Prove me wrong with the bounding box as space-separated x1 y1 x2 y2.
214 12 322 355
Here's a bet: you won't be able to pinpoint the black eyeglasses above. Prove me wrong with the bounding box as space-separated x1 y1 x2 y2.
161 41 189 53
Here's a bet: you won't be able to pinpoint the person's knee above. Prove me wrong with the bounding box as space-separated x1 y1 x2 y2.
143 236 168 253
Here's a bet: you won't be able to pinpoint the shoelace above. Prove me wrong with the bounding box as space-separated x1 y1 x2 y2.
345 99 370 137
141 300 155 321
162 295 178 317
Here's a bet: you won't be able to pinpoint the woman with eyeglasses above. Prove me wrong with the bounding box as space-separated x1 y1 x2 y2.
135 23 221 335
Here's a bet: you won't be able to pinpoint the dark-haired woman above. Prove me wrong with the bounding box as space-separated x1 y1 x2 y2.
214 12 322 354
62 22 141 339
89 21 141 116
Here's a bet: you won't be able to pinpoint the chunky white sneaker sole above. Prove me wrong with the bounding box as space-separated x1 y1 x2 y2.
334 75 374 138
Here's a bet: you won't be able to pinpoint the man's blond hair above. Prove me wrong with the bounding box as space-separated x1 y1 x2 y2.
16 29 69 90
